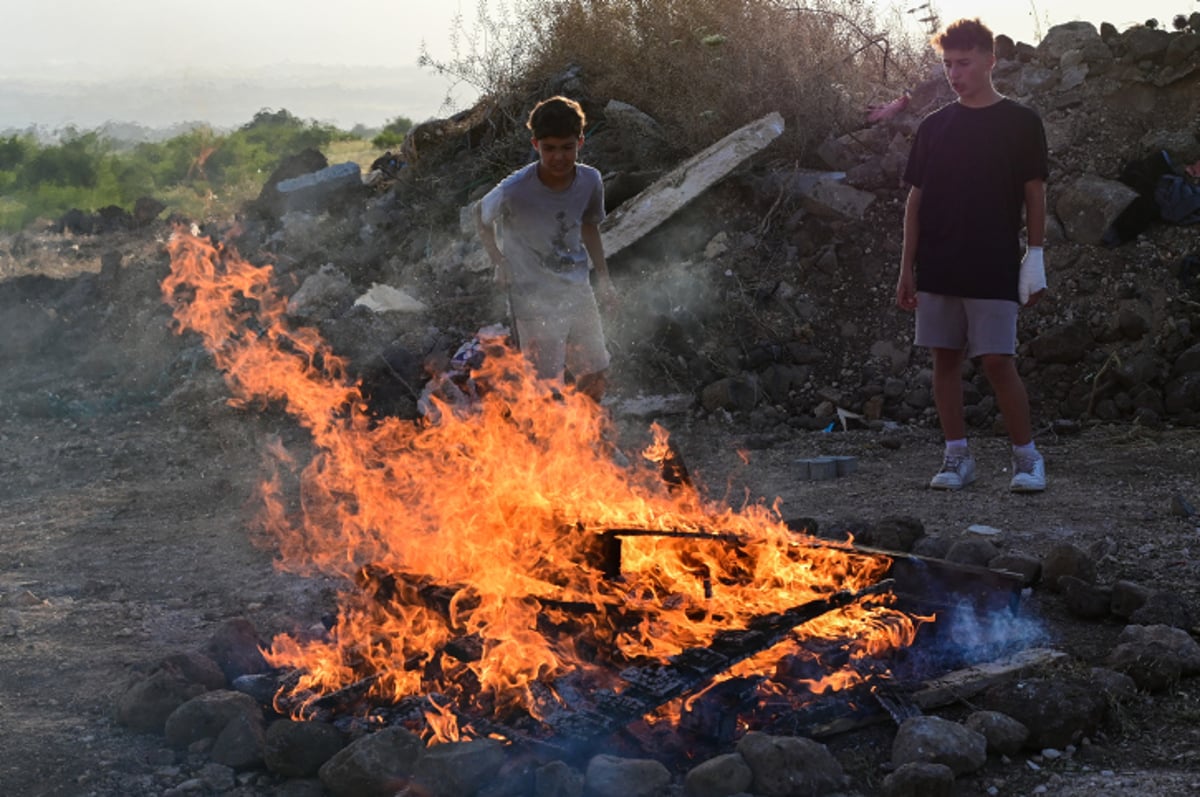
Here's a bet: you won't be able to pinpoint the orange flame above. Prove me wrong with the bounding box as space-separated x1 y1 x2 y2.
163 231 918 738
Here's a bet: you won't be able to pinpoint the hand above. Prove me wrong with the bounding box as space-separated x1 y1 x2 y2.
895 268 917 311
493 259 511 291
595 278 618 310
1019 247 1046 306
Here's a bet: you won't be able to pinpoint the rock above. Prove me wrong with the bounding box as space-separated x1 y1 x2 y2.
264 719 346 778
604 100 673 165
204 618 270 683
318 727 425 797
534 760 584 797
1090 666 1139 701
1165 32 1200 67
1108 639 1185 692
736 732 845 796
683 752 754 797
1108 624 1200 691
1129 591 1196 629
1121 26 1172 63
701 376 760 412
1055 175 1139 244
801 179 876 220
964 710 1029 756
1110 580 1153 618
354 283 429 314
163 689 261 750
583 754 671 797
911 535 951 559
982 677 1106 748
989 553 1041 586
1038 21 1102 62
1173 343 1200 376
114 669 207 733
891 716 987 775
880 762 955 797
287 264 357 320
275 162 364 215
1041 543 1097 591
413 738 507 797
1029 320 1092 365
864 516 924 552
1060 575 1112 619
944 536 1000 567
210 710 266 770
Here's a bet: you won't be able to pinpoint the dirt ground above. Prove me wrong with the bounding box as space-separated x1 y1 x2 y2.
2 319 1199 796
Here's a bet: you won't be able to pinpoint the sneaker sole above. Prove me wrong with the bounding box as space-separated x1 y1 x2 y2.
930 476 976 491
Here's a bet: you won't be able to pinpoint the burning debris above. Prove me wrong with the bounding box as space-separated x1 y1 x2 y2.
162 229 932 749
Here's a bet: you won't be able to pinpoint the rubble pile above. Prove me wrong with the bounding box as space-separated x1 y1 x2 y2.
2 21 1199 438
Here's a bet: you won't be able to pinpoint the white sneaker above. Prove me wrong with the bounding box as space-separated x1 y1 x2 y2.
1010 451 1046 492
930 452 977 490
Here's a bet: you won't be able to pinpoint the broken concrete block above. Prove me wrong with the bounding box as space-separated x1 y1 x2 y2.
276 162 363 214
601 111 785 259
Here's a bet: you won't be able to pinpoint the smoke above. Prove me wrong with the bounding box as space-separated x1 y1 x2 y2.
895 595 1050 678
606 238 727 400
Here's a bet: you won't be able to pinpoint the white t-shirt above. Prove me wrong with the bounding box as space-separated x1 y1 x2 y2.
479 162 606 289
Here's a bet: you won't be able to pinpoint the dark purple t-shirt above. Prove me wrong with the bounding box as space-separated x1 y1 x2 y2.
903 98 1048 301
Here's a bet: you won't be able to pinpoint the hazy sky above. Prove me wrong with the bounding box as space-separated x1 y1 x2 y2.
1 0 1195 131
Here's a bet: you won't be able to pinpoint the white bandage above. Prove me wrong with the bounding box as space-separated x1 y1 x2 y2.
1019 246 1046 305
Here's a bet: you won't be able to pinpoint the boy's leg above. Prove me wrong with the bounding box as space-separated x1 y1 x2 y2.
979 354 1033 446
564 284 611 402
575 370 607 403
965 299 1046 492
915 293 975 489
931 347 967 441
514 314 569 380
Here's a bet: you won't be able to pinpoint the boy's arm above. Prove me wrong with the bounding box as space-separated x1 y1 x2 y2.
1019 178 1047 306
1024 178 1046 247
581 222 615 300
896 187 920 310
475 201 509 288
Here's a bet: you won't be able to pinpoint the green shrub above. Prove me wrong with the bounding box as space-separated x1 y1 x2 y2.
371 115 414 150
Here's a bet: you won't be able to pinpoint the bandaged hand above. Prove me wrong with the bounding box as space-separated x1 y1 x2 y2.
1018 246 1046 306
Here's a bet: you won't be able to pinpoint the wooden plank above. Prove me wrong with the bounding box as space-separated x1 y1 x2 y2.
800 647 1068 738
600 111 785 259
910 647 1068 710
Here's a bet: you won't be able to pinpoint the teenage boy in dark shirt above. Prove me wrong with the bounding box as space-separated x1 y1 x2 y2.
476 95 616 403
896 17 1049 492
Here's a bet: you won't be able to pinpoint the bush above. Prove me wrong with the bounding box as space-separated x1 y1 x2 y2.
372 115 414 150
422 0 930 162
0 106 358 231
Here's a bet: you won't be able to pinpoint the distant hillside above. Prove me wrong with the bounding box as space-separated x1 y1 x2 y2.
0 63 465 138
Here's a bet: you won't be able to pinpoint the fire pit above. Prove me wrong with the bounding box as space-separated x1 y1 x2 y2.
163 231 1036 759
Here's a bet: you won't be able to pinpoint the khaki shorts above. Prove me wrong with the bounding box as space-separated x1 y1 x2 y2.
914 292 1018 357
511 280 610 380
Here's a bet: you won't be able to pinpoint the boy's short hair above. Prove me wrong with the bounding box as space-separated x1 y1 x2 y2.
933 18 994 53
527 96 586 140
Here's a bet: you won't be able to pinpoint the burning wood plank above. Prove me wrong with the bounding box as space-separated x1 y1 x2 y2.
532 580 894 752
782 647 1067 739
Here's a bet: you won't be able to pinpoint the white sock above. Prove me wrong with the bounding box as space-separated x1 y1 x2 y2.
1012 442 1037 458
945 438 968 455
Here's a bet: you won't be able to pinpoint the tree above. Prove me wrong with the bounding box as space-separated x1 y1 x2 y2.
0 134 32 171
372 115 414 150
